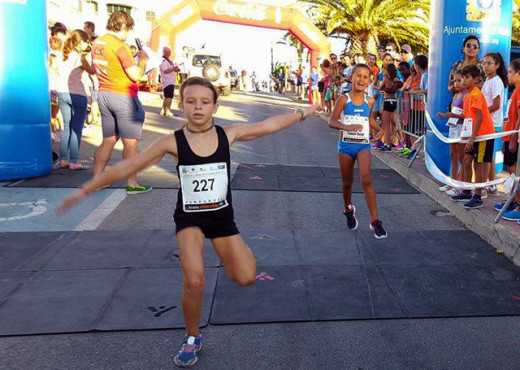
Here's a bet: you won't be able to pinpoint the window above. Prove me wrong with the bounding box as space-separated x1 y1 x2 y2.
146 11 156 22
106 4 131 16
84 0 98 14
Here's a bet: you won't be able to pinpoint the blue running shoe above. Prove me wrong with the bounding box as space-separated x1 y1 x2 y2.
173 334 203 368
381 144 392 152
493 200 519 212
502 209 520 222
463 196 483 209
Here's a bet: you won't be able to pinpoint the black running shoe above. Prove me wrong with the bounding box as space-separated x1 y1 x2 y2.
370 219 387 239
343 205 358 230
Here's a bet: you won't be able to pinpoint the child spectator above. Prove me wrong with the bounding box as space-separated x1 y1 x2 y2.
495 59 520 220
451 65 495 209
310 66 320 106
375 64 403 151
437 71 466 196
482 52 507 197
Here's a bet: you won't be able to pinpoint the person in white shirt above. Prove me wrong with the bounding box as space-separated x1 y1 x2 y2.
482 52 508 195
160 46 180 116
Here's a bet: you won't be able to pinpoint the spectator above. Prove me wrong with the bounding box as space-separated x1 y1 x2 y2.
371 53 394 149
159 46 180 117
83 21 97 40
386 42 399 61
375 63 403 151
56 29 96 170
448 35 485 93
412 54 429 95
277 68 285 94
321 59 332 115
397 61 411 82
366 53 379 77
376 45 386 67
91 11 151 194
289 69 296 93
309 66 320 106
400 44 414 67
329 53 342 107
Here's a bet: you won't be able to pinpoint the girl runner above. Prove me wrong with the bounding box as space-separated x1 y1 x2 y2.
57 77 320 368
328 64 387 239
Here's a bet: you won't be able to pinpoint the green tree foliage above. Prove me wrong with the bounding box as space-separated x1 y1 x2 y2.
513 0 520 46
303 0 430 55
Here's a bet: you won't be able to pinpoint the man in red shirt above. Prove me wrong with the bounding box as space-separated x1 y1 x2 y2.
91 11 151 194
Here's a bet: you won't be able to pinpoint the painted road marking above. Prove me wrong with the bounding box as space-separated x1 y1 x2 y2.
0 199 47 222
74 190 127 231
256 272 275 281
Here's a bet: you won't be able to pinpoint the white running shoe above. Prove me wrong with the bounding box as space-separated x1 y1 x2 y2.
481 190 488 199
487 185 500 197
439 185 450 192
446 188 460 197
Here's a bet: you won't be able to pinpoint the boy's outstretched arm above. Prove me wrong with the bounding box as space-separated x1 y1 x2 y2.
56 136 177 214
226 104 321 143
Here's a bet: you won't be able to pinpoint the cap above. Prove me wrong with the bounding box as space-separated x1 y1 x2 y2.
377 45 386 51
400 44 412 53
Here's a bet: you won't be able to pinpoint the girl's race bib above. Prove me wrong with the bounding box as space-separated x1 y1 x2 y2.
179 163 228 212
446 107 463 126
341 115 370 144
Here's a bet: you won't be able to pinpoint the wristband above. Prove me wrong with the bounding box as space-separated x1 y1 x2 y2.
80 186 92 196
295 108 306 122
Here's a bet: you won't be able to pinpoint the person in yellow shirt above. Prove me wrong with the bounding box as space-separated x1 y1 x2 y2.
451 65 495 209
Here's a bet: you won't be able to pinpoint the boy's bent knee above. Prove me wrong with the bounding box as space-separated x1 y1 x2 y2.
184 276 206 294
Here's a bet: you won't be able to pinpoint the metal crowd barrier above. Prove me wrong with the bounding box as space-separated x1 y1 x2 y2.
395 92 427 138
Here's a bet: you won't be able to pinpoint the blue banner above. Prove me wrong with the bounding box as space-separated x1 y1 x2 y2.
427 0 513 174
0 0 51 181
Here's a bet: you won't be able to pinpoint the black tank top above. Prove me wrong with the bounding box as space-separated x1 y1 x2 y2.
173 125 234 221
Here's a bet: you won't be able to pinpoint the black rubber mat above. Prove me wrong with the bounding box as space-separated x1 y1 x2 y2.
6 164 419 194
2 229 520 335
210 229 520 324
231 164 419 194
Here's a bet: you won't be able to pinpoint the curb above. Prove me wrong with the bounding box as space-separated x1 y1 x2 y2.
281 92 520 266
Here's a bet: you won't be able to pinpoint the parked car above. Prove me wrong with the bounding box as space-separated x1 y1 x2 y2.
188 53 231 96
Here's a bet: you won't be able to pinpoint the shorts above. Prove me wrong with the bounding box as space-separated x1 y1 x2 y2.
98 91 145 140
338 142 371 159
318 81 325 93
373 94 384 113
503 141 519 167
163 84 174 99
175 216 240 239
324 88 332 102
466 139 494 163
383 99 397 112
448 124 462 139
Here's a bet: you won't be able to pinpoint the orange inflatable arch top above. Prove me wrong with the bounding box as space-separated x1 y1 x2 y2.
150 0 331 75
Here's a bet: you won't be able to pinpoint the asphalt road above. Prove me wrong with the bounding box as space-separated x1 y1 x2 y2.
1 91 519 369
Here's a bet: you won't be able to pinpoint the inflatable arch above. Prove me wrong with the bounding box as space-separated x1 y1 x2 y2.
150 0 332 93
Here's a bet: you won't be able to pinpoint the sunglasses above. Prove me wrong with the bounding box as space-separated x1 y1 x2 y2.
330 56 337 60
386 48 393 52
465 42 479 49
400 50 409 54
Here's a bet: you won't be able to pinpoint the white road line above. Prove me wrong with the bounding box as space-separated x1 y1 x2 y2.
74 190 127 231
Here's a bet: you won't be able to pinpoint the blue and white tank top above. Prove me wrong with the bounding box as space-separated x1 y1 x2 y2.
338 94 371 148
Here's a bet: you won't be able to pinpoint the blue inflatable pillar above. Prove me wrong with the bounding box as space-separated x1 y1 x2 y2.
427 0 513 175
0 0 52 181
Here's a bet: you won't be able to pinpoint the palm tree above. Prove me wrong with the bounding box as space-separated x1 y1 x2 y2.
513 0 520 46
304 0 430 55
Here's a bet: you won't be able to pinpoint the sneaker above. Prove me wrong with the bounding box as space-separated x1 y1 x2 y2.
372 141 384 150
487 185 500 197
125 185 153 195
173 334 203 368
343 205 358 230
406 149 417 159
463 196 484 209
439 185 450 192
451 192 472 202
446 188 461 197
494 200 520 212
370 219 388 239
381 144 392 152
480 190 488 199
395 143 404 151
398 148 411 157
503 209 520 221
